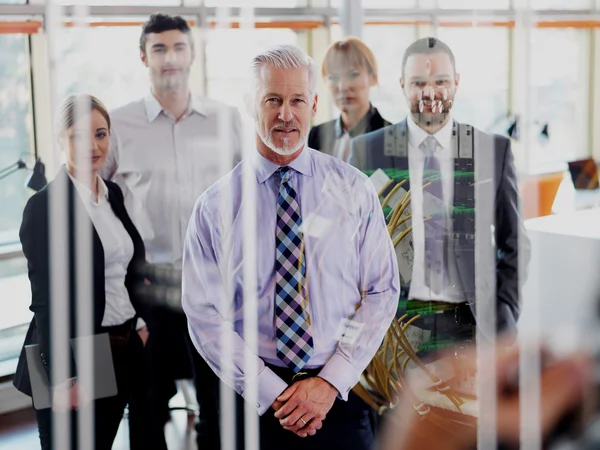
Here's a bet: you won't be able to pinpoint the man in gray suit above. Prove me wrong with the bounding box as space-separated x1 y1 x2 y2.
349 37 529 340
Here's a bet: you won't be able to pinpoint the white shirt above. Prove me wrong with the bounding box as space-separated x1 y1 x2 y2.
100 93 242 265
67 171 144 327
406 115 464 303
333 132 352 162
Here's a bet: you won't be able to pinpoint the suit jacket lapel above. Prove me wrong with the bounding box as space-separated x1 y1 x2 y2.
106 186 145 269
60 167 105 328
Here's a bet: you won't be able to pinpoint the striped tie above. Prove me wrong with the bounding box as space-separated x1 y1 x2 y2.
274 167 314 372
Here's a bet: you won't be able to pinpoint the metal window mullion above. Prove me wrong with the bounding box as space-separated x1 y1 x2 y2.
5 4 600 22
29 28 57 178
590 29 600 160
25 34 38 159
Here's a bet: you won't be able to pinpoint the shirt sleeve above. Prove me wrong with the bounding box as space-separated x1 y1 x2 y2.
181 197 288 416
319 176 400 400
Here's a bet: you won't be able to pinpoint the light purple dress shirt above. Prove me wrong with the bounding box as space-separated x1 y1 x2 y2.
181 146 399 415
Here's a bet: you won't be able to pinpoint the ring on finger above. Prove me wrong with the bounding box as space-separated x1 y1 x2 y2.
300 417 307 426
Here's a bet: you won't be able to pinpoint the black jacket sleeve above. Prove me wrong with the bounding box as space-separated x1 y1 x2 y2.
495 138 531 331
20 192 76 384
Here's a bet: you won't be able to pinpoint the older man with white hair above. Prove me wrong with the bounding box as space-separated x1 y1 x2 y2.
181 44 399 450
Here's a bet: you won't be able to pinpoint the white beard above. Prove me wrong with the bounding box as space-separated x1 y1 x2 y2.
257 126 306 156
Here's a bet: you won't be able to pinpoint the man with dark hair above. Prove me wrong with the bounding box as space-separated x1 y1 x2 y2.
100 13 242 450
349 36 529 345
139 13 192 55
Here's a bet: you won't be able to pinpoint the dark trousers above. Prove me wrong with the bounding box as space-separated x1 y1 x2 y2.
35 325 147 450
232 365 374 450
189 331 222 449
404 300 476 363
141 306 220 450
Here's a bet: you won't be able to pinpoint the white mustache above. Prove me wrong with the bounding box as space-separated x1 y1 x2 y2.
271 122 300 131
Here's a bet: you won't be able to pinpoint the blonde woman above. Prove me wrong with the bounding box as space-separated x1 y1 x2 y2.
14 94 150 450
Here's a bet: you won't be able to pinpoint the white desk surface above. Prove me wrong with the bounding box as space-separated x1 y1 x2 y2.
521 204 600 354
551 172 600 215
525 208 600 240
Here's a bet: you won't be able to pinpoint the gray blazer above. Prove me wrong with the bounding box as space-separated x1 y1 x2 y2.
349 119 530 336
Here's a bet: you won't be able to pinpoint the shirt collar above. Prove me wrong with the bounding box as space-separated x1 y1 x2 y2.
407 113 454 153
190 96 209 117
144 91 208 123
66 170 108 204
251 146 314 184
335 103 376 139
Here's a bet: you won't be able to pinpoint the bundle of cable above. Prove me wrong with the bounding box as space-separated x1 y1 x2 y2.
352 169 469 422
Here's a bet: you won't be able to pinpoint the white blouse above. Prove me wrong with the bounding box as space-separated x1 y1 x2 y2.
332 132 352 162
68 171 144 329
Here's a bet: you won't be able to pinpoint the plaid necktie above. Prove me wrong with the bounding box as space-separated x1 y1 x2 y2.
422 136 448 294
274 167 314 372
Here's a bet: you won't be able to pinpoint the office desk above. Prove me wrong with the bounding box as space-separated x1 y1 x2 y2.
519 208 600 352
552 175 600 213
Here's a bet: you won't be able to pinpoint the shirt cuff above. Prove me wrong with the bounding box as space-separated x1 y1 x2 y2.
318 354 361 401
135 318 146 330
256 366 288 416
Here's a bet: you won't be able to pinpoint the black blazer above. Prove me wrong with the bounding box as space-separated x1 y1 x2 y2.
13 166 148 396
308 105 390 155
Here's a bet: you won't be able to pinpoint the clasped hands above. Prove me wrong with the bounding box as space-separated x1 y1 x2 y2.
272 377 338 438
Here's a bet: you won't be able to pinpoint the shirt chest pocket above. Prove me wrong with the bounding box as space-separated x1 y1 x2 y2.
300 197 361 280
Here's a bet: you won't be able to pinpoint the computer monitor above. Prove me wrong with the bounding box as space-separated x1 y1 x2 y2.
568 158 599 190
